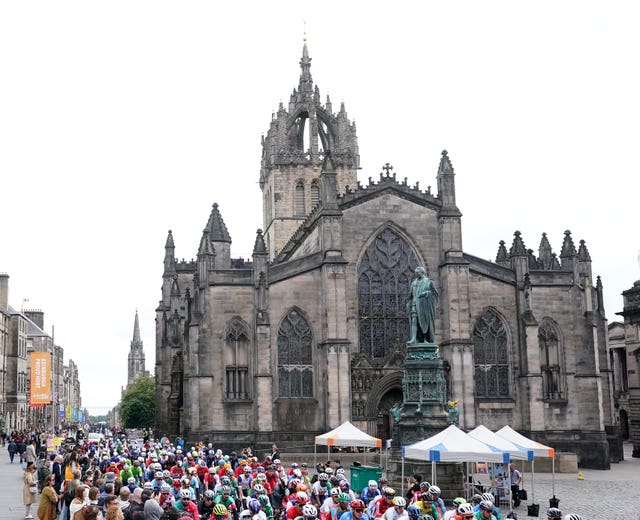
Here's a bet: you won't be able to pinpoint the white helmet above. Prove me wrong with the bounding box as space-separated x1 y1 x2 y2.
180 489 192 499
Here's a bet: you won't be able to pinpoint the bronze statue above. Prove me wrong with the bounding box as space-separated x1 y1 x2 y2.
407 266 438 344
447 400 460 425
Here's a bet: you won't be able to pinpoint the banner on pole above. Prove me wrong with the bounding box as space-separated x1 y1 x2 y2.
30 352 51 405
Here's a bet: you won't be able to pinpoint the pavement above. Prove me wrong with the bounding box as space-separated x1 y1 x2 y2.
0 444 637 519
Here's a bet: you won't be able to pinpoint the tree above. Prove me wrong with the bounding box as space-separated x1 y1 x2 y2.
120 376 155 428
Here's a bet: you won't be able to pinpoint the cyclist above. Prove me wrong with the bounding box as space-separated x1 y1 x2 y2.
473 501 495 520
443 499 466 520
175 488 201 520
546 509 562 520
312 473 331 506
330 493 351 520
369 487 396 518
473 494 500 520
199 489 217 520
360 481 380 505
340 500 371 520
454 504 474 520
382 497 408 520
287 492 311 520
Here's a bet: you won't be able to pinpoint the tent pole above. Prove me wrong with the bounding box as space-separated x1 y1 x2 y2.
506 464 512 513
314 444 317 469
531 458 535 503
401 457 405 496
432 461 435 485
552 456 555 497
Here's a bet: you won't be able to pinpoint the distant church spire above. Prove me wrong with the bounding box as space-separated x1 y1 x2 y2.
127 310 147 387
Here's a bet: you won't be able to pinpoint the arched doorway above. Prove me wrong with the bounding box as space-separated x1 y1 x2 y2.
376 388 403 443
620 409 629 440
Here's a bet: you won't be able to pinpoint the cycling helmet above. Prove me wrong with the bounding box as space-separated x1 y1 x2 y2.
249 500 262 514
213 504 228 517
479 501 494 512
324 467 334 475
350 500 366 509
257 473 267 481
338 493 350 503
393 497 406 507
172 479 181 486
458 504 474 515
180 489 192 499
319 473 329 482
453 497 466 506
330 488 340 496
336 468 345 475
221 485 231 494
296 484 307 492
290 478 301 487
384 487 396 496
547 508 563 519
428 485 441 496
204 490 216 499
296 492 310 504
563 516 583 520
481 493 495 504
367 480 378 488
293 469 302 478
302 505 318 517
258 495 270 506
406 505 421 519
155 471 164 479
339 480 350 490
419 481 430 489
471 494 482 505
253 484 265 494
160 483 171 493
163 470 171 478
221 477 231 485
127 477 136 484
379 477 388 484
210 467 218 473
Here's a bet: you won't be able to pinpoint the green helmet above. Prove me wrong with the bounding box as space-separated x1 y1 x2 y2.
338 493 350 502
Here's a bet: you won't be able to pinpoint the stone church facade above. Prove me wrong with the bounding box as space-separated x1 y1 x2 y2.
155 42 615 468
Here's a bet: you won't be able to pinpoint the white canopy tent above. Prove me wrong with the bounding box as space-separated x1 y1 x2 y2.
401 425 510 494
495 425 556 503
468 425 535 509
314 421 382 466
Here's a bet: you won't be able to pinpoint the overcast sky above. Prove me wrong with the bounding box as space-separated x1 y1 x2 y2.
1 1 638 416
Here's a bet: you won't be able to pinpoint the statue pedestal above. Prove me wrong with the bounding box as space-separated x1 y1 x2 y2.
392 342 449 447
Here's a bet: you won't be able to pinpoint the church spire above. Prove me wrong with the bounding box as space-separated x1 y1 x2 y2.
128 310 146 387
299 37 313 97
163 230 176 276
206 203 231 243
133 310 141 344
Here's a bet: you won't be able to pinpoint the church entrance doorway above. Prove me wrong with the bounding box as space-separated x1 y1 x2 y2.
620 409 629 440
376 387 403 443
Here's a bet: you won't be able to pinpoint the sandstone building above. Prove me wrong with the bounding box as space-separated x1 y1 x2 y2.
155 42 615 468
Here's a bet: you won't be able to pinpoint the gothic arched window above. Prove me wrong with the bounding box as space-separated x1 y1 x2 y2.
224 318 250 400
358 228 420 359
277 309 313 398
539 318 565 400
473 309 510 398
310 181 320 208
295 181 305 216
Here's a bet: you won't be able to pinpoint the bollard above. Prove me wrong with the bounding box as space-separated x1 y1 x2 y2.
577 471 583 480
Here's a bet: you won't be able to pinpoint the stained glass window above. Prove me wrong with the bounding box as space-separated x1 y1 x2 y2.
224 319 250 400
474 309 510 398
539 319 565 400
278 310 313 397
358 228 420 359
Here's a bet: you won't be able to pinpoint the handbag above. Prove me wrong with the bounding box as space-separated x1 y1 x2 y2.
29 485 37 494
517 489 528 500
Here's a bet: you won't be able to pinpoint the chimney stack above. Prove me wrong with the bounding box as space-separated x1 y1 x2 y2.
0 273 8 310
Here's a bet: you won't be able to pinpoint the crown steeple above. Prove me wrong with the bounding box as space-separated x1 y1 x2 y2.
299 38 313 97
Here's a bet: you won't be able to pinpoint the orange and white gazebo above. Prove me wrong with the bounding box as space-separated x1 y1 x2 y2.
314 421 382 464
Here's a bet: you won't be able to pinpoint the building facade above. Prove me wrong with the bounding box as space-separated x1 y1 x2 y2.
155 43 615 468
617 281 640 457
0 274 84 431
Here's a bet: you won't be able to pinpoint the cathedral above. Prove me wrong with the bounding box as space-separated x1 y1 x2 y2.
155 41 615 468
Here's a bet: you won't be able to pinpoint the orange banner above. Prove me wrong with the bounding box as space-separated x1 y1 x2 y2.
30 352 51 405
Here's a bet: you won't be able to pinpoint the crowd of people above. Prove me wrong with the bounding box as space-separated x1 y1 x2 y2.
8 431 585 520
